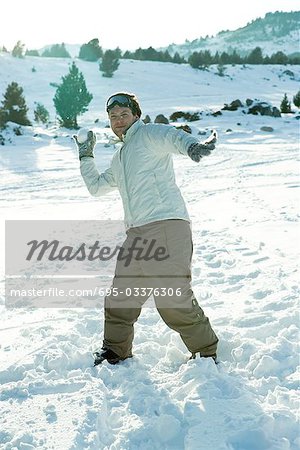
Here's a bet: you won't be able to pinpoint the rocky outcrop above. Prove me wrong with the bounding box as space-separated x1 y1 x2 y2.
216 98 281 117
154 114 169 124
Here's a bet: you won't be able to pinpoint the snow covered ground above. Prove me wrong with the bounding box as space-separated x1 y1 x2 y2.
0 54 299 449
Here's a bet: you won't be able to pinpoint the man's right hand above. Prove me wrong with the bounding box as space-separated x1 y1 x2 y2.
73 130 96 160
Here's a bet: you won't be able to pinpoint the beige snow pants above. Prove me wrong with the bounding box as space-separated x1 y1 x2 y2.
103 219 218 359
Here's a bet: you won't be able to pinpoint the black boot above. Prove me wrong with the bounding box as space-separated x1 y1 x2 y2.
190 353 217 363
93 348 122 366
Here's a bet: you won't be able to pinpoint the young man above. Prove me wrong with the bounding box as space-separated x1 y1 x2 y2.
74 92 219 365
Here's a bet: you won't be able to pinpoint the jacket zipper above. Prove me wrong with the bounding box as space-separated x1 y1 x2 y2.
119 144 133 227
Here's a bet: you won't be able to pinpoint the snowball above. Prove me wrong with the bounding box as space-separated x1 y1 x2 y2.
76 127 91 143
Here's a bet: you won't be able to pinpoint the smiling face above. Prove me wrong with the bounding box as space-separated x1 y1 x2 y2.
108 105 139 139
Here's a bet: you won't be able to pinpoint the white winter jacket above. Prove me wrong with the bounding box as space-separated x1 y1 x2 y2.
80 120 199 229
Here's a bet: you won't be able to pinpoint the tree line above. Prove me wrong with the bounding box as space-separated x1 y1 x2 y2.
2 40 119 78
188 47 300 67
2 39 299 69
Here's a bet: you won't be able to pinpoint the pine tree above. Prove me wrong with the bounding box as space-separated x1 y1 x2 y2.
122 50 132 59
214 51 220 64
12 41 25 58
143 47 158 61
99 50 120 77
34 102 50 124
0 82 31 126
79 38 103 61
162 50 172 62
280 93 292 113
247 47 264 64
135 48 144 60
26 49 40 56
188 52 201 69
42 43 71 58
293 90 300 108
173 52 184 64
220 51 231 65
203 50 213 66
53 62 93 128
0 108 6 129
114 47 122 59
269 51 288 64
231 50 242 64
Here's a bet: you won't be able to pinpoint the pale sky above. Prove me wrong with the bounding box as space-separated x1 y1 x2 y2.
1 0 298 51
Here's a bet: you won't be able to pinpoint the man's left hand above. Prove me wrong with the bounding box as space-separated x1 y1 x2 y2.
187 130 218 162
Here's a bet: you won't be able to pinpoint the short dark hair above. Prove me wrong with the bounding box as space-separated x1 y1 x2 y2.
106 92 142 117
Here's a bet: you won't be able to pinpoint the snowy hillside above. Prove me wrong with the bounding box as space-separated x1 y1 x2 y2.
0 54 299 450
164 11 300 57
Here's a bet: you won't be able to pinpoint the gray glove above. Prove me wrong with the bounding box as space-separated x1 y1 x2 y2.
187 130 218 162
73 130 96 160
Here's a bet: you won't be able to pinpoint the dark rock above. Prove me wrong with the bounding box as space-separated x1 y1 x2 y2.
175 124 192 134
281 70 294 79
220 97 280 118
154 114 169 124
272 107 281 118
169 111 200 122
222 99 243 111
143 115 151 124
260 126 274 132
170 111 184 122
261 106 272 116
248 102 281 117
13 126 22 136
248 103 268 115
94 118 99 123
212 110 222 117
226 129 232 132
